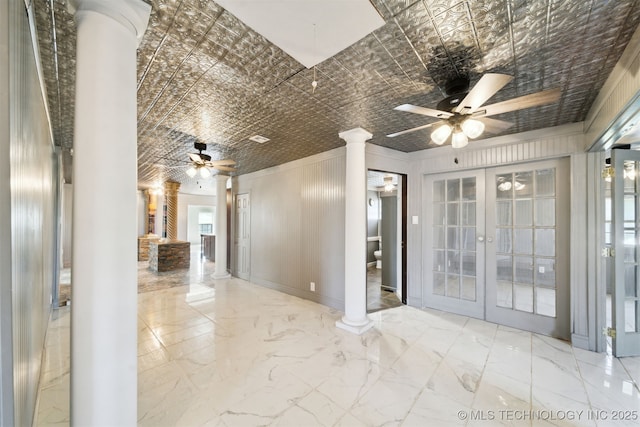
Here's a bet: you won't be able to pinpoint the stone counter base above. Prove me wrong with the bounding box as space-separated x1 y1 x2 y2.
149 240 190 272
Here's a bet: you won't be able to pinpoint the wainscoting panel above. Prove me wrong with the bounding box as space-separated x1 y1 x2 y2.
1 2 58 426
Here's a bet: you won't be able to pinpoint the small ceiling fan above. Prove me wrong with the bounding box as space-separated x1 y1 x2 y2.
387 73 561 148
186 142 236 178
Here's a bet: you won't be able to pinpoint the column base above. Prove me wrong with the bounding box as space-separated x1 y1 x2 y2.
212 272 231 280
336 316 375 335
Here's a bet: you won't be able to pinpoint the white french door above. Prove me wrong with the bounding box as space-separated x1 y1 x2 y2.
424 170 486 320
423 159 570 339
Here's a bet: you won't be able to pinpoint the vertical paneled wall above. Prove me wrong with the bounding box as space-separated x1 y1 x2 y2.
300 157 345 307
0 1 58 425
0 1 13 423
235 149 346 309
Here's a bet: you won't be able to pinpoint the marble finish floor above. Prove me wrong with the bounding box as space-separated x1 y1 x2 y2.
37 266 640 426
367 266 403 312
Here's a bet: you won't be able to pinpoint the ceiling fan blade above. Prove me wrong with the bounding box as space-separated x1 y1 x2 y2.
454 73 513 114
394 104 452 119
480 88 561 117
188 153 203 163
386 121 444 138
213 165 236 172
207 159 236 166
480 117 514 134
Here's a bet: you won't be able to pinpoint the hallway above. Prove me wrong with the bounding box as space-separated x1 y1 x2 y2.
36 256 640 426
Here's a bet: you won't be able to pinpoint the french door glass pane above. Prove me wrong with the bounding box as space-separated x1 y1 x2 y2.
433 226 445 248
515 172 533 198
434 273 445 296
434 180 445 202
447 275 460 298
625 301 637 333
432 177 477 302
536 258 555 287
494 167 557 318
514 229 533 254
447 227 459 249
536 287 556 317
434 203 445 225
496 228 512 253
514 284 534 312
461 202 476 225
462 276 476 301
497 281 513 308
515 256 534 284
447 203 459 225
535 229 555 256
535 199 555 226
535 169 555 196
515 200 533 226
497 255 512 281
496 201 512 225
447 179 460 201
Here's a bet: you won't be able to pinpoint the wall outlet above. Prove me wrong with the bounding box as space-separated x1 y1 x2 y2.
310 282 316 292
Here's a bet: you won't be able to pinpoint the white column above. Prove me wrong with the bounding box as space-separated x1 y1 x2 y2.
70 1 150 426
336 127 374 335
213 174 231 279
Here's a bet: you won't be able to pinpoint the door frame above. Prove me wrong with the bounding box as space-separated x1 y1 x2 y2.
368 169 408 305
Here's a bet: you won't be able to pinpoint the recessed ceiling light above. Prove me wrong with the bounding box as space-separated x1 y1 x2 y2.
250 135 270 143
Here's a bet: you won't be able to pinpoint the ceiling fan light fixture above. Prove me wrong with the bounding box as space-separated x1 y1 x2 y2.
461 118 485 139
451 130 469 149
199 167 211 178
186 166 197 178
431 124 452 145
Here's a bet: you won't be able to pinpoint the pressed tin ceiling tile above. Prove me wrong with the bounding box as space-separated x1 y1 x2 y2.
33 0 640 186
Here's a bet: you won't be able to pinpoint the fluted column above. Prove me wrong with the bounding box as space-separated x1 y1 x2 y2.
336 127 374 335
213 174 231 279
70 0 150 425
163 181 180 240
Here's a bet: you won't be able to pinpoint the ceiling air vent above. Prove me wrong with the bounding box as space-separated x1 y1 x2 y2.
249 135 270 143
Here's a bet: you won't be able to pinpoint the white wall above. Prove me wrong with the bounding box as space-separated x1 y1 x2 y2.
186 205 215 244
177 192 215 242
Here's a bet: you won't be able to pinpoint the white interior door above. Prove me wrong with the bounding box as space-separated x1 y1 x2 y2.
485 159 569 338
611 149 640 356
423 159 569 339
424 171 486 320
235 193 250 279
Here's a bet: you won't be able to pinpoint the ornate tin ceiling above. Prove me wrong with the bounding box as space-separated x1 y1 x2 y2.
34 0 640 187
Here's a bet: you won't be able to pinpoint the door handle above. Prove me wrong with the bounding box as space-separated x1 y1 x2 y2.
477 236 485 242
487 237 493 243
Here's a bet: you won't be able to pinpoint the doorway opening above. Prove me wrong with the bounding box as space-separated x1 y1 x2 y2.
366 170 407 312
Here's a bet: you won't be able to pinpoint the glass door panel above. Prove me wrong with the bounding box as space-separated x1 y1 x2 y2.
485 159 569 338
611 151 640 356
424 170 485 319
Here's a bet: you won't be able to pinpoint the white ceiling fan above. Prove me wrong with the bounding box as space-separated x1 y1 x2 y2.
186 142 236 178
387 73 561 148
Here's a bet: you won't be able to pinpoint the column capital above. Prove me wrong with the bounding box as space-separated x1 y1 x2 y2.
215 174 229 183
163 181 180 195
339 127 373 144
69 0 151 45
